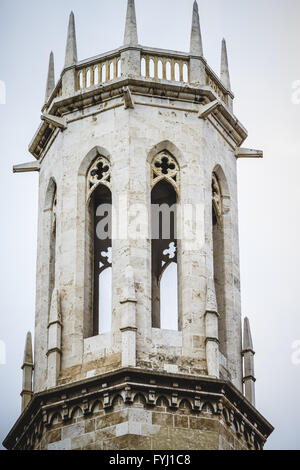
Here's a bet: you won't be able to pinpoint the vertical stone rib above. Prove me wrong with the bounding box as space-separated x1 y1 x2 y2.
242 317 256 406
205 278 220 378
120 266 137 367
47 288 62 389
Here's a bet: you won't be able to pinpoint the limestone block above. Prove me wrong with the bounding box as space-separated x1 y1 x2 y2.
121 329 136 367
189 58 206 85
48 438 71 451
205 311 219 340
62 423 85 440
206 341 219 378
121 49 141 77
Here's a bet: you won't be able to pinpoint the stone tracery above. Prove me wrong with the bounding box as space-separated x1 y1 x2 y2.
151 151 179 330
151 151 179 194
86 156 112 336
87 155 111 200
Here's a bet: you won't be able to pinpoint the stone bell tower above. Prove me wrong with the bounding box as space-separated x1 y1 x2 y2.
4 1 273 450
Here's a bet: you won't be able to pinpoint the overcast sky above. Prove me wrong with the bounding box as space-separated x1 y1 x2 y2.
0 0 300 451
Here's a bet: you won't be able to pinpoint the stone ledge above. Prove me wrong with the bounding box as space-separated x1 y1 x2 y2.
29 77 247 160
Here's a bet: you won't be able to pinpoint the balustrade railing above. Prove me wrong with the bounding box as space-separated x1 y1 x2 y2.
205 69 228 104
46 48 229 107
75 54 122 91
141 53 189 83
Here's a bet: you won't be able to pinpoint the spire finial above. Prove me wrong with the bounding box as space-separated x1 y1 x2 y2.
23 332 33 366
190 1 203 56
21 332 33 411
243 317 254 352
64 11 78 68
124 0 138 46
220 38 231 91
242 317 256 406
45 51 55 102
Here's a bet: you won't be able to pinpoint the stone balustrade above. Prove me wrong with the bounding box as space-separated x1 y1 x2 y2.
141 52 190 83
205 68 228 104
76 53 122 91
45 47 230 107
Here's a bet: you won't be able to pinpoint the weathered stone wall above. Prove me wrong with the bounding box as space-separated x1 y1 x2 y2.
33 88 242 394
39 398 248 451
5 1 273 451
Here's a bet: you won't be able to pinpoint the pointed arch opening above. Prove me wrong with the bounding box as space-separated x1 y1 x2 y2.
151 151 180 330
49 190 57 307
85 155 112 337
212 170 227 356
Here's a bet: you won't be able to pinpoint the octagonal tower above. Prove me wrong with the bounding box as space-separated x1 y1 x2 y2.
4 1 273 450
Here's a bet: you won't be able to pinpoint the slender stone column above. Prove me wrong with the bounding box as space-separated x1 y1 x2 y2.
62 12 78 96
242 317 256 406
47 288 62 388
45 51 55 103
189 1 206 85
121 0 140 77
205 279 220 378
220 39 233 111
21 332 34 411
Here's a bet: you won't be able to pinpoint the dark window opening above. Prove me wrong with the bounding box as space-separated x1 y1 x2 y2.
151 180 179 330
212 181 226 356
89 184 112 336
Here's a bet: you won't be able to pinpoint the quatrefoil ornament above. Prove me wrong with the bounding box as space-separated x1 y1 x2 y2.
87 155 111 199
163 242 176 260
155 156 176 175
99 247 112 272
91 161 109 181
151 151 179 193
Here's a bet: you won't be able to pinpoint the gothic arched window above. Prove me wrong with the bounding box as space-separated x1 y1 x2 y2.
87 156 112 336
49 189 57 303
151 151 179 330
212 172 226 355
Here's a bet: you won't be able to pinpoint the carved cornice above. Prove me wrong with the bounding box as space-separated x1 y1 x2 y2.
3 368 273 450
29 77 247 161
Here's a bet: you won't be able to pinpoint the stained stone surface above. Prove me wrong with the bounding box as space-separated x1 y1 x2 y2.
32 81 244 393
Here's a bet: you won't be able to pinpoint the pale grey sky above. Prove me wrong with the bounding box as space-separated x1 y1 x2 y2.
0 0 300 450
